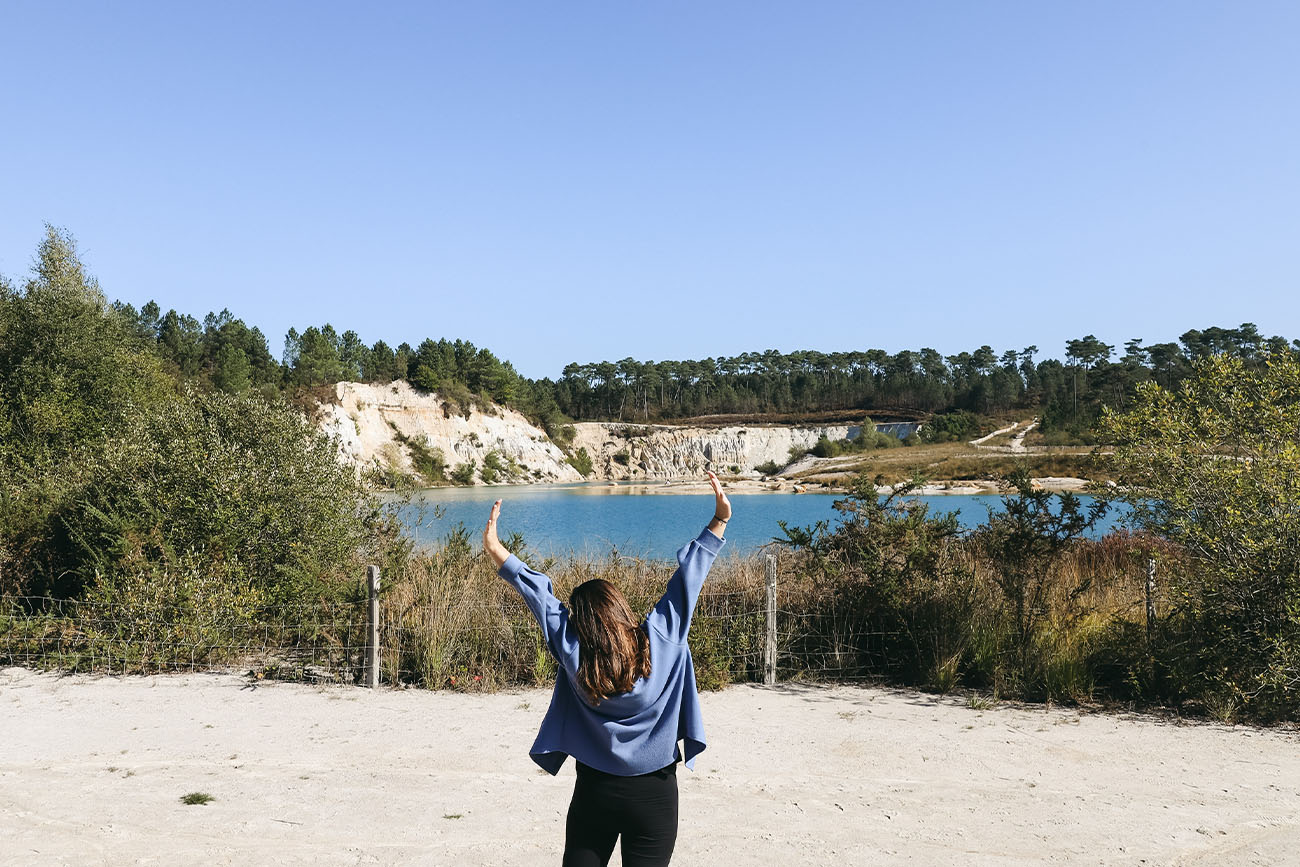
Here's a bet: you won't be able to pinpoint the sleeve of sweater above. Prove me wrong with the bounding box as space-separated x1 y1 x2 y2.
646 527 726 643
498 555 580 674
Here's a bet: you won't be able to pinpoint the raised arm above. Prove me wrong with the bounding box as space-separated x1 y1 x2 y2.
484 500 580 669
647 473 731 642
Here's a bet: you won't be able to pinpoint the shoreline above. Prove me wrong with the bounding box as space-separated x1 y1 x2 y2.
394 476 1097 498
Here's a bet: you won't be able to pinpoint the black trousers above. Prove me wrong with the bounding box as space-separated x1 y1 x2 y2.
562 760 679 867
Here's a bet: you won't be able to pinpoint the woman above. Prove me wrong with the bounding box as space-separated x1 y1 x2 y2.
482 472 732 867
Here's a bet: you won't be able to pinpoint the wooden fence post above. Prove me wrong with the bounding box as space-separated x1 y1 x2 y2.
365 565 381 688
764 554 777 686
1145 557 1157 641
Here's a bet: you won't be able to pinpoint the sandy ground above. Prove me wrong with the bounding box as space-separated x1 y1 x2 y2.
629 477 1092 496
2 668 1298 867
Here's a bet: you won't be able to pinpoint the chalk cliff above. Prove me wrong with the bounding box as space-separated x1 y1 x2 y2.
568 422 858 481
318 381 583 484
317 381 861 485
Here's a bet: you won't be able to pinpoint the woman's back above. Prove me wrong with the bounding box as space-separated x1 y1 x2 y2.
482 471 732 867
495 527 724 775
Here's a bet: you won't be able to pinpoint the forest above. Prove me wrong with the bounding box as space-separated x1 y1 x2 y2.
104 272 1296 443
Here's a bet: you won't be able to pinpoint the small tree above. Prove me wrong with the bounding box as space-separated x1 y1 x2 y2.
1104 352 1300 718
777 474 974 688
566 447 594 477
481 451 505 484
971 470 1107 687
450 461 477 485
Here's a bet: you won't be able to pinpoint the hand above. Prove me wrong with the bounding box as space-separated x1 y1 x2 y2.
483 499 511 568
707 471 731 537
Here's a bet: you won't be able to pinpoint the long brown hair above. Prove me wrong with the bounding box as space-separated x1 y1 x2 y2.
568 579 651 703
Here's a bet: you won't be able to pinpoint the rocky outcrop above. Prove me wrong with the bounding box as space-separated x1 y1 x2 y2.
318 381 583 484
569 422 859 481
318 381 885 485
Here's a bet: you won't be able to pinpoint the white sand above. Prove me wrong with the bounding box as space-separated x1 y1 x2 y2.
2 668 1298 866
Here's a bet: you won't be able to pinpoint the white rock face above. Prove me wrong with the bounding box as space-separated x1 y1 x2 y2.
317 381 866 485
318 381 583 484
569 422 858 480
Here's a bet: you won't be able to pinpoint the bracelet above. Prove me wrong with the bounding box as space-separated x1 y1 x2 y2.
713 515 729 524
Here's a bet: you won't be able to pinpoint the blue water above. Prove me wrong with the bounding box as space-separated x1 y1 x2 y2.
394 483 1126 560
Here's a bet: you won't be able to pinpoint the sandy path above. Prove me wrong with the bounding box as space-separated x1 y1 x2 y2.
2 668 1298 866
1008 420 1038 454
969 421 1021 447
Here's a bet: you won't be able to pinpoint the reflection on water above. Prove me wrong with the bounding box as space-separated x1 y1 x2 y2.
391 483 1126 560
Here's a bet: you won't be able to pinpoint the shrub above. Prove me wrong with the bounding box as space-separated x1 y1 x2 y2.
481 451 505 484
970 470 1107 689
51 388 385 605
407 437 446 484
567 447 594 477
754 460 781 476
1105 352 1300 719
450 461 477 485
439 381 476 417
549 423 576 450
921 410 979 444
80 540 268 671
810 435 840 458
777 474 976 688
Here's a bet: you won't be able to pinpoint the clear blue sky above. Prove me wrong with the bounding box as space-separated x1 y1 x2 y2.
2 2 1297 378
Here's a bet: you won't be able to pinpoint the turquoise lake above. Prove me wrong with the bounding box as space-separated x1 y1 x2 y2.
395 483 1127 560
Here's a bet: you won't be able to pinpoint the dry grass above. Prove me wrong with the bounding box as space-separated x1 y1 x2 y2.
370 531 1176 704
376 545 770 690
2 529 1186 709
785 438 1105 486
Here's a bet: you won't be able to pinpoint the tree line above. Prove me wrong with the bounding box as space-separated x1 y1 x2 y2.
551 326 1297 436
8 222 1288 441
107 286 1298 442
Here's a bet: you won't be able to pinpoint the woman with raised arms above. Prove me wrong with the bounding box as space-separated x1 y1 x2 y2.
482 471 732 867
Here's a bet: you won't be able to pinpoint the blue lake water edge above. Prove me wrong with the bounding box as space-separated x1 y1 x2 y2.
391 483 1130 561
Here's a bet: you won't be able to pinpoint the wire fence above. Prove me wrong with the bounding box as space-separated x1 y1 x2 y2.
0 595 369 683
4 543 1170 693
0 556 913 689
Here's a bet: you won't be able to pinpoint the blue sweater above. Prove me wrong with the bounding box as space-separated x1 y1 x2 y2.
497 527 725 776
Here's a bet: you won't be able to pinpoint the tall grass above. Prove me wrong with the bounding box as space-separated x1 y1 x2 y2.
370 528 1188 709
375 534 768 690
1 527 1244 717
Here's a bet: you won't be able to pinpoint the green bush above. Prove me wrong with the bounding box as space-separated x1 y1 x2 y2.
754 460 781 476
1 230 391 602
777 475 975 687
481 450 505 484
549 423 576 449
450 461 477 485
810 435 840 458
59 388 384 605
407 437 446 484
921 410 979 444
1105 352 1300 719
970 470 1107 682
566 447 594 477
